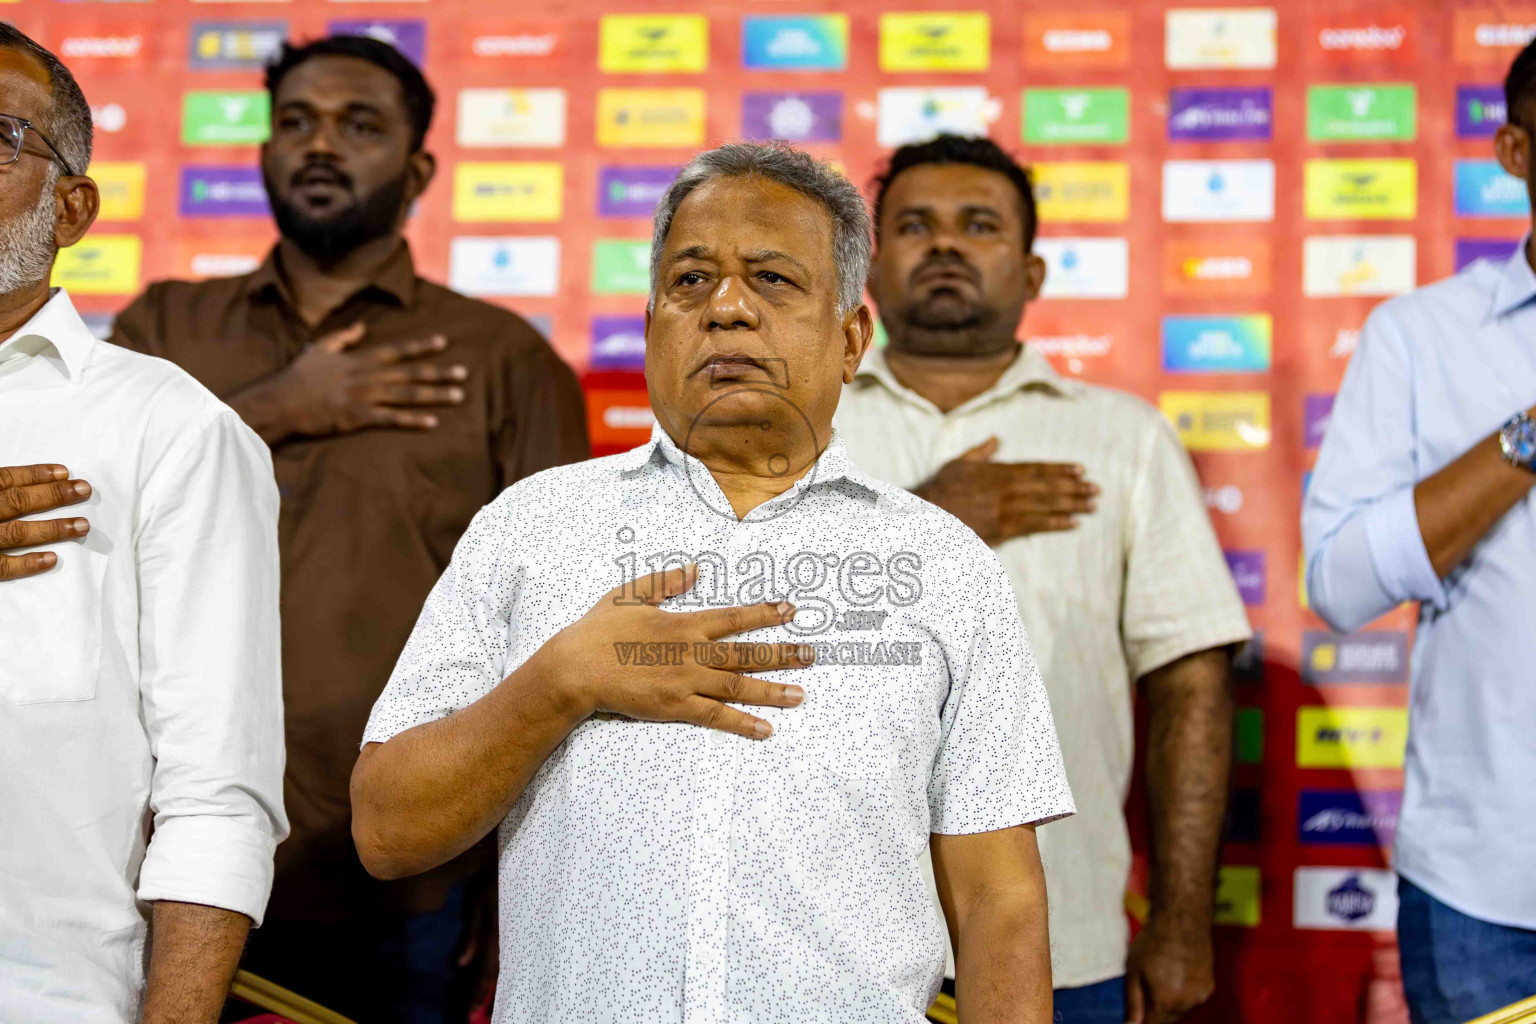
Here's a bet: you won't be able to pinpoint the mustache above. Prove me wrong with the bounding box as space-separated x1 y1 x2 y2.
289 162 355 191
910 255 980 287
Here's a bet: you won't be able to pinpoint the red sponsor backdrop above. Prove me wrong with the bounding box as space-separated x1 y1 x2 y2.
10 1 1532 1018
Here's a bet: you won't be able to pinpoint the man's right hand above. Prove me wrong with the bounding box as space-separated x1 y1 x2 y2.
914 436 1099 546
0 464 91 581
262 322 469 440
541 564 814 738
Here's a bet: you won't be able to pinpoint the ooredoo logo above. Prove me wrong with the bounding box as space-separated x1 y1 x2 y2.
1311 9 1414 65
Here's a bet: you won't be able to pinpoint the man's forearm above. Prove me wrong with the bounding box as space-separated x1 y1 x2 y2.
140 901 251 1024
351 648 588 880
1414 426 1536 578
1142 648 1233 934
953 888 1051 1023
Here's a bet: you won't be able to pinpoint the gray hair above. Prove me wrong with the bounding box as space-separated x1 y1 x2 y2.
649 142 871 315
0 23 93 176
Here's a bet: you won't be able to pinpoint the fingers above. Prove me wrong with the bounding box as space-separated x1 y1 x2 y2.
1124 971 1146 1024
692 642 815 673
362 408 442 431
0 478 91 521
997 512 1082 539
634 563 699 606
369 335 449 365
1003 487 1098 515
318 322 367 354
0 516 90 551
676 696 774 739
373 363 470 386
366 383 468 408
693 600 797 638
0 550 58 582
0 464 68 489
957 436 1000 463
694 671 807 708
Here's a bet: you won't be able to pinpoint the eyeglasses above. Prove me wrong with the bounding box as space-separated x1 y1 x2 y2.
0 112 79 178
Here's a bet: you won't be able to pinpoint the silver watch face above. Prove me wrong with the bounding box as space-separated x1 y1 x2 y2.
1506 416 1536 467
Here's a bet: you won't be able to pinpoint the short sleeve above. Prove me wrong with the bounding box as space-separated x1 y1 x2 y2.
928 544 1075 835
1121 411 1253 680
361 499 523 746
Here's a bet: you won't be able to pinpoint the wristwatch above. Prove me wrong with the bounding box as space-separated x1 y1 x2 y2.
1498 410 1536 473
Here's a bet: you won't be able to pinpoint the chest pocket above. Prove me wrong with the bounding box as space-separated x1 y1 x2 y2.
0 531 109 704
792 661 931 781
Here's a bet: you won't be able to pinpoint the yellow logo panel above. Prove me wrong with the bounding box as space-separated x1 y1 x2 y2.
452 163 564 223
1304 159 1418 220
1296 707 1409 769
1214 866 1261 927
1032 162 1129 222
52 235 141 295
1160 391 1271 451
92 163 147 221
600 15 708 73
596 89 706 148
880 12 991 71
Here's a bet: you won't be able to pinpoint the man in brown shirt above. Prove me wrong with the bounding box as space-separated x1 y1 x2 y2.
109 35 588 1022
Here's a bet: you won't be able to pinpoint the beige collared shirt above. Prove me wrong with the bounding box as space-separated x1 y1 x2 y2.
835 345 1251 988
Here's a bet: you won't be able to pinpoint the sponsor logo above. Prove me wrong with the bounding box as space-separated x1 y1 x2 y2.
1224 550 1266 605
1294 868 1399 930
741 92 842 143
1165 8 1277 69
1296 706 1408 768
1455 159 1531 217
1023 88 1128 145
1023 12 1130 67
1304 159 1417 220
876 87 997 147
1033 162 1130 222
457 89 566 148
598 166 678 219
1160 391 1271 450
1302 630 1408 683
590 316 647 371
179 166 269 217
452 163 564 222
1163 238 1271 296
182 91 269 145
1456 85 1506 138
597 89 706 148
1454 11 1536 63
92 103 128 135
1298 790 1401 846
1168 87 1272 142
1163 160 1275 223
1311 9 1415 65
1235 707 1264 764
879 12 990 72
327 19 425 64
173 235 273 279
50 235 141 295
600 14 708 73
188 22 285 69
1215 866 1261 926
58 23 151 64
459 20 562 61
447 237 560 297
591 240 652 295
1304 394 1335 450
1303 236 1416 297
1163 315 1272 373
1205 484 1245 515
1307 84 1416 141
1455 236 1522 270
742 15 848 70
587 389 657 449
92 163 146 221
1035 238 1129 298
1020 311 1121 375
1227 788 1262 841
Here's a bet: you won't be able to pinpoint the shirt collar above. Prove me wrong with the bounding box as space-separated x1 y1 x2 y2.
852 342 1084 411
0 288 95 380
617 421 875 498
245 240 419 308
1488 234 1536 320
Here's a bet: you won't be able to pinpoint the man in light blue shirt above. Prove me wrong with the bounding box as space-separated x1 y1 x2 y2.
1304 39 1536 1024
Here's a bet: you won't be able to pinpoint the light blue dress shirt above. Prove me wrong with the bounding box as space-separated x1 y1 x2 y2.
1304 241 1536 930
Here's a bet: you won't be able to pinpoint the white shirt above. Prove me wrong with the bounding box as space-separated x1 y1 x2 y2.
1305 245 1536 928
835 346 1251 988
364 422 1074 1023
0 290 287 1023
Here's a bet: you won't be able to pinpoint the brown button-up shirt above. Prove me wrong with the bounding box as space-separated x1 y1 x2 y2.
109 243 590 919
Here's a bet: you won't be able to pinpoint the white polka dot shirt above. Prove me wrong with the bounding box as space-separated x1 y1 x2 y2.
363 423 1075 1023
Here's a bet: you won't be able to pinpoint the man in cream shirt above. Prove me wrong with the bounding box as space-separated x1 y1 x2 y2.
836 135 1251 1024
0 26 287 1023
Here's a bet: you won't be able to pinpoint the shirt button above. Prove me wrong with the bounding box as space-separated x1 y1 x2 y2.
708 730 727 748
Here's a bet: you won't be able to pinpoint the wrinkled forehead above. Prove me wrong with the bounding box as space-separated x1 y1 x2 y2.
665 175 835 264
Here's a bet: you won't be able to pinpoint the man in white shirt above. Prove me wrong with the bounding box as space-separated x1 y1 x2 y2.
0 26 288 1024
835 135 1251 1024
351 142 1075 1023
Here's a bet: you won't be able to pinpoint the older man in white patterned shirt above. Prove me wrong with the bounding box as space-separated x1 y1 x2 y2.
351 143 1075 1024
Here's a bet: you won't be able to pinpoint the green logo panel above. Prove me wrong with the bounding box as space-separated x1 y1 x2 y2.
1307 84 1416 142
591 240 651 294
1023 88 1129 145
182 91 271 145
